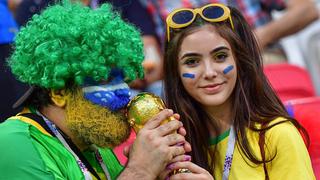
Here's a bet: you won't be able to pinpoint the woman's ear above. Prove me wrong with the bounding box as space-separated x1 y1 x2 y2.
49 89 70 108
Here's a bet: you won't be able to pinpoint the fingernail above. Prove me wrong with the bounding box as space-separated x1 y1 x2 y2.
184 155 191 161
166 163 174 170
176 142 184 146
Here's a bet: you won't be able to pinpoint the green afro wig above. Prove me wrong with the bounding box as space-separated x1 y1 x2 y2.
9 2 144 89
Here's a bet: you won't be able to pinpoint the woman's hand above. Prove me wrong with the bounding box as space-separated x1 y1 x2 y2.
163 161 214 180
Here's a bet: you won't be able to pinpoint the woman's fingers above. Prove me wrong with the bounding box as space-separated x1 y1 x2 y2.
169 161 214 180
169 161 205 173
158 154 192 180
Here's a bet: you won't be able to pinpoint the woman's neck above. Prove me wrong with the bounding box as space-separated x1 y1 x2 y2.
204 99 233 136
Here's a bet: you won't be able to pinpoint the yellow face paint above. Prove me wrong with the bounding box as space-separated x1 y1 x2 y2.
65 89 130 148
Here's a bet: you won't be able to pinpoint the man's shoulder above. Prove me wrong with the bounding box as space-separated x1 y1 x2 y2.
0 118 39 156
0 118 78 179
0 118 31 138
0 119 55 179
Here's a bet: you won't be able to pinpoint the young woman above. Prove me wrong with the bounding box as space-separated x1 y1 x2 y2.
162 3 315 180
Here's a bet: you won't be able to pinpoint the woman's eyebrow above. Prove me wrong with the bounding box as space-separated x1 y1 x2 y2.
210 46 230 55
180 52 201 60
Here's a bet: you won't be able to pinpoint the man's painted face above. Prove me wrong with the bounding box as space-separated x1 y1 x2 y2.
65 89 131 148
82 68 131 111
65 69 132 148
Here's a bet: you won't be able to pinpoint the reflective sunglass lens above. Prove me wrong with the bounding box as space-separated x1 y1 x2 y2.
172 10 194 24
203 6 224 19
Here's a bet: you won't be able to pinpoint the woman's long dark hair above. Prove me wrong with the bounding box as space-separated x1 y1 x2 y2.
163 6 309 177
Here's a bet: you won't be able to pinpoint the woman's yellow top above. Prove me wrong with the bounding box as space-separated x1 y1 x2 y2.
209 117 315 180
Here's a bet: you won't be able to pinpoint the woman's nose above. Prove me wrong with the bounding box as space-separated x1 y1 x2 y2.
203 61 218 79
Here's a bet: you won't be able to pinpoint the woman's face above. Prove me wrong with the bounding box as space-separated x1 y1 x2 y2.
178 26 237 109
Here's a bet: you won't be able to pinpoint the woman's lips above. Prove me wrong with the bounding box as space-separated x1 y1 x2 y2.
200 82 224 94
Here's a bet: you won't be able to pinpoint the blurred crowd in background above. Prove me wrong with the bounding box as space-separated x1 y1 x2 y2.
1 0 320 117
1 0 320 176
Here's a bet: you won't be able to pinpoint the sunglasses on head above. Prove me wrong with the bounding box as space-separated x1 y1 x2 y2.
166 3 234 42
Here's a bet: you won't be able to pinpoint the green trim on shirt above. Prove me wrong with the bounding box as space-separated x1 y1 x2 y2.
209 129 230 145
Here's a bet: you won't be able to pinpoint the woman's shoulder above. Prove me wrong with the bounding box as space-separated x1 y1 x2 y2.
263 118 315 179
250 117 297 137
263 116 307 153
248 117 304 148
267 117 299 136
264 117 300 140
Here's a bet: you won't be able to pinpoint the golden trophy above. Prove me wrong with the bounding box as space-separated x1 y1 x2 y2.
127 92 190 174
127 92 172 132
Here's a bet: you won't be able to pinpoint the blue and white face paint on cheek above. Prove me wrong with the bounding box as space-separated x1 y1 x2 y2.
182 73 195 79
82 69 131 111
223 65 234 74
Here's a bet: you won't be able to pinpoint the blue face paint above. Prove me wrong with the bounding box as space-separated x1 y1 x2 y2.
182 73 195 79
82 68 131 111
223 65 234 74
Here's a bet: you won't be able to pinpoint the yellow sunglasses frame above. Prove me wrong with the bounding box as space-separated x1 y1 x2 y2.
166 3 234 42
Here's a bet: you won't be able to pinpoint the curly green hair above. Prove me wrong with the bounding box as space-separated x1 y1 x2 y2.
9 2 144 89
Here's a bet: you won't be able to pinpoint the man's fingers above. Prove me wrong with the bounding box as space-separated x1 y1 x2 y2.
144 109 174 129
178 126 186 136
157 120 183 136
165 134 185 146
169 154 192 164
172 113 180 120
184 141 192 153
170 146 186 157
158 170 171 180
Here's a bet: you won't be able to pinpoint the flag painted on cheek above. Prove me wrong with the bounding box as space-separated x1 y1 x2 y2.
182 73 195 79
223 65 234 74
83 85 131 111
82 68 131 111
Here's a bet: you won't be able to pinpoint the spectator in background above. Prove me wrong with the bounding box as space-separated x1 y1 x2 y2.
96 0 318 98
102 0 164 98
14 0 54 27
139 0 318 64
14 0 91 27
0 0 27 121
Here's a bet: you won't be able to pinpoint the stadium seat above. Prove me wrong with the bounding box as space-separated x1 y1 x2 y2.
264 63 316 102
285 97 320 178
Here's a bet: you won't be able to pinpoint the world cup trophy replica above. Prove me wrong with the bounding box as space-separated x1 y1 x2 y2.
127 92 190 174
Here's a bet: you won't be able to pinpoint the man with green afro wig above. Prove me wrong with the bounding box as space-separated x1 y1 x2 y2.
0 1 190 180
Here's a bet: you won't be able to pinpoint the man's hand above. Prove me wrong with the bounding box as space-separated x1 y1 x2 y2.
118 109 191 180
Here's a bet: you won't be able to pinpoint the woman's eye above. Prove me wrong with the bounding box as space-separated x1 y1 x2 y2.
183 58 199 66
215 52 228 62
